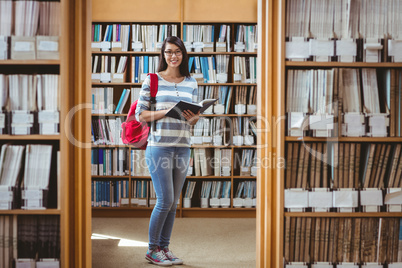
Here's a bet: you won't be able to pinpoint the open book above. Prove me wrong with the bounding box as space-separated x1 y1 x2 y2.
165 99 218 120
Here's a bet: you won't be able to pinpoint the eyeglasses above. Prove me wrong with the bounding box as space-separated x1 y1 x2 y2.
164 50 182 57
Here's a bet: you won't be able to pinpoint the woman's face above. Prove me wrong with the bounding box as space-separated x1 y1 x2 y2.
164 43 183 69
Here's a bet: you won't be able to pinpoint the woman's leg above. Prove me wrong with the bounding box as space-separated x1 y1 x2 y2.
159 147 190 248
146 146 175 250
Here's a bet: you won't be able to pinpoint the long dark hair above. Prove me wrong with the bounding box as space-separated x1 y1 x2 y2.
157 36 191 78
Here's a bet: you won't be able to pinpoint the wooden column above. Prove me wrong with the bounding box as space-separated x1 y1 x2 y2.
257 0 284 267
65 0 92 267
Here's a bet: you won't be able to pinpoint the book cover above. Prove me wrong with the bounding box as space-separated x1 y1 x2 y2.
165 99 218 120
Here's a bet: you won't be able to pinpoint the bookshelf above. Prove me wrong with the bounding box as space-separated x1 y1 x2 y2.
262 0 402 267
90 0 258 218
0 0 91 267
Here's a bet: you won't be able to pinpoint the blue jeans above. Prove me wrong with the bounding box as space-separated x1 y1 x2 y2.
145 146 190 250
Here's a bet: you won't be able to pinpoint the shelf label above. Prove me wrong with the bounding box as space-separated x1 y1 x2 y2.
0 190 12 201
202 136 212 143
204 42 213 48
234 42 245 52
23 189 43 200
156 42 163 49
12 111 34 123
14 41 33 52
216 42 226 48
39 111 59 123
217 73 228 83
0 39 7 53
221 166 231 176
193 42 204 48
91 42 101 49
112 42 122 48
100 72 111 82
233 73 242 81
132 42 143 51
192 73 203 79
0 113 5 128
92 73 101 81
38 41 58 51
113 73 124 80
100 41 111 51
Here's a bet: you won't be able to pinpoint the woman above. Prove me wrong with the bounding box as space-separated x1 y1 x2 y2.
135 36 199 266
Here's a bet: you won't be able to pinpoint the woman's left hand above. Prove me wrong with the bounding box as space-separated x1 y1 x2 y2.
183 110 200 125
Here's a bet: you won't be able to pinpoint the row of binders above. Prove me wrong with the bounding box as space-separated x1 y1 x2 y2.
90 148 128 176
0 215 60 268
286 0 402 62
286 0 402 40
284 217 402 266
92 24 177 52
183 24 257 52
285 142 402 212
91 87 141 114
0 215 61 268
91 23 257 53
189 56 256 84
187 148 257 177
191 117 257 146
183 180 257 208
0 0 60 60
91 116 257 146
91 55 128 83
0 144 56 210
91 117 124 145
287 68 402 137
91 85 257 115
0 74 59 135
92 56 256 84
91 179 156 208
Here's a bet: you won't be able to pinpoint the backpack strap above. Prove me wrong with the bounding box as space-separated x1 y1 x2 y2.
147 73 158 129
148 73 158 100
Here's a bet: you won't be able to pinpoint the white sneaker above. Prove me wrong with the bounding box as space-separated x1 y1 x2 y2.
145 247 173 266
162 246 184 265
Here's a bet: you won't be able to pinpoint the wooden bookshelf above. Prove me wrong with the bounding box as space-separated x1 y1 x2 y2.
91 0 258 218
266 0 402 267
0 0 92 266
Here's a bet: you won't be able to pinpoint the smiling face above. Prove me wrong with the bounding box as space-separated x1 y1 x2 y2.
164 43 183 69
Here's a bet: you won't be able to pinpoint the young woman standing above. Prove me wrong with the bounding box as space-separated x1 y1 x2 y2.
135 36 199 266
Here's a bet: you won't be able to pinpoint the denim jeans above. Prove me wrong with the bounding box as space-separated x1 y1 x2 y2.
145 146 191 250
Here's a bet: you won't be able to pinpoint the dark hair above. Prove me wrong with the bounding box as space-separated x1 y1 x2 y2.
157 36 190 78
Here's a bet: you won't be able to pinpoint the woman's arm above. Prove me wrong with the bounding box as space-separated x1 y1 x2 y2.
138 109 168 123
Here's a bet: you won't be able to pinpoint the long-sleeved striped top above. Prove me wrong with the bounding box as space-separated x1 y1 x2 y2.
135 73 198 147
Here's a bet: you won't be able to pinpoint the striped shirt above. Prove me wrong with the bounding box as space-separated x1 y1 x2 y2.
135 74 198 147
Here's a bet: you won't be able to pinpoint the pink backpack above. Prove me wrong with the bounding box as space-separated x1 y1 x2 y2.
121 73 158 149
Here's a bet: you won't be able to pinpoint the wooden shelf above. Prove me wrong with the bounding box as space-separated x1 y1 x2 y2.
182 207 256 211
92 175 130 179
92 51 257 55
233 176 257 179
92 82 257 86
92 82 137 86
92 206 152 210
0 209 61 215
285 212 402 217
0 60 60 65
0 135 60 140
286 61 402 68
285 136 402 142
187 176 232 179
91 113 257 117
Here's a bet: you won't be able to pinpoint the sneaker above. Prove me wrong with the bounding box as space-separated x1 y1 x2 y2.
145 247 172 266
162 246 184 265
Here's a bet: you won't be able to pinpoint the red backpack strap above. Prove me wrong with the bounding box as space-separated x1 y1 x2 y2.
148 73 158 98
